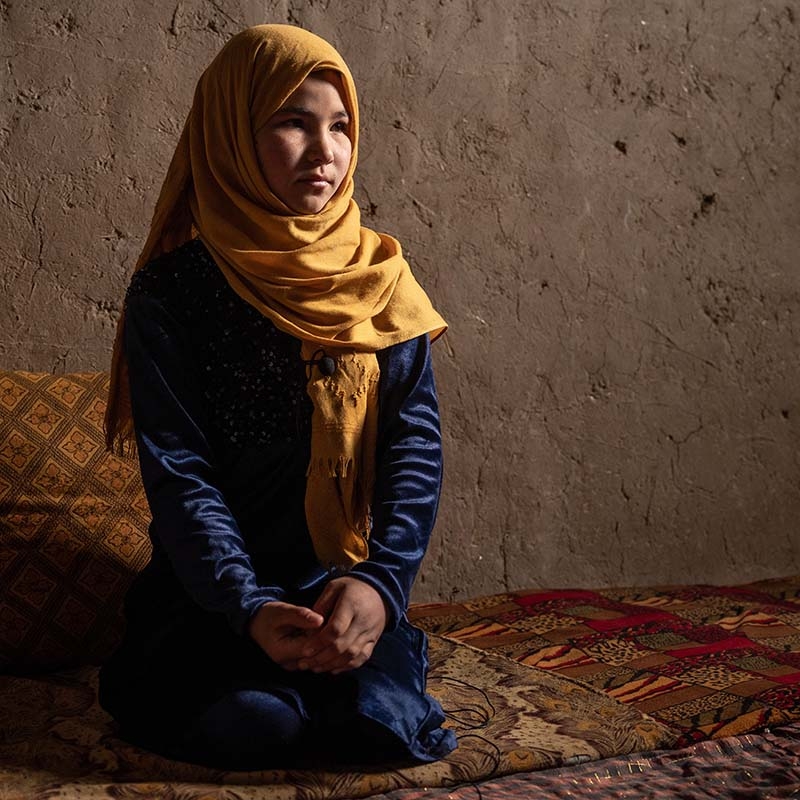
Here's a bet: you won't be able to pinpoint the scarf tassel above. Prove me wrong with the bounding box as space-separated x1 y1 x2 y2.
306 455 355 479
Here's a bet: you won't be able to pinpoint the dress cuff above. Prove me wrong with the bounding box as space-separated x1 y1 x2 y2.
347 565 405 632
234 587 287 636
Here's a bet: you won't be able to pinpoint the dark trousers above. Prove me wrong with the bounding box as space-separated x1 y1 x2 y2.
98 596 455 770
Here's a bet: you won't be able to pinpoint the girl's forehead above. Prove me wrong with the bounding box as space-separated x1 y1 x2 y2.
252 66 356 131
282 72 349 108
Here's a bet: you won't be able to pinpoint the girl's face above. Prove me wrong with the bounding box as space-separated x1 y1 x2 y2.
255 71 352 215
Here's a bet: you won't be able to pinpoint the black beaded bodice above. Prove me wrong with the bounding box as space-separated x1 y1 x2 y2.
126 238 312 449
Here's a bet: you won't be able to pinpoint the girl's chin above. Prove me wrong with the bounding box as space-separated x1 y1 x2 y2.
287 196 332 215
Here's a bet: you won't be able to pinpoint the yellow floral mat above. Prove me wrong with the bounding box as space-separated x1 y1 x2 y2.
0 634 674 800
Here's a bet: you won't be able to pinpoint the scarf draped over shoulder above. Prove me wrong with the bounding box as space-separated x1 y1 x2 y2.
105 24 447 569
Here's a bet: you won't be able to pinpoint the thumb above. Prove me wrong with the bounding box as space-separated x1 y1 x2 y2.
312 582 342 619
276 603 325 630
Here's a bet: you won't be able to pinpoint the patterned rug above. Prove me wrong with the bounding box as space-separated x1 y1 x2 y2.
372 722 800 800
410 575 800 748
2 371 795 797
0 634 671 800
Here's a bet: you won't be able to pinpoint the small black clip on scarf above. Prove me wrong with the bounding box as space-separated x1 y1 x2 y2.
304 349 336 378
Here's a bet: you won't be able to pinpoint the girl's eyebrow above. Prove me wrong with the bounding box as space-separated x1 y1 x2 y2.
276 105 349 120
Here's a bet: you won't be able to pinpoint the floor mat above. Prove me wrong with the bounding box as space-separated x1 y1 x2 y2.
0 634 672 799
411 575 800 747
373 722 800 800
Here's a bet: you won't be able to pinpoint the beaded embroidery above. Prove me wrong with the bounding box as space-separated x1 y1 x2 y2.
126 238 311 448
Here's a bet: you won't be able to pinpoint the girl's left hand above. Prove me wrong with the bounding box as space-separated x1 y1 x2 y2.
297 577 387 674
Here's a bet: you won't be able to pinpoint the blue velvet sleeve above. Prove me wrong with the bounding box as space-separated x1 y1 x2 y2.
124 293 285 634
348 334 443 631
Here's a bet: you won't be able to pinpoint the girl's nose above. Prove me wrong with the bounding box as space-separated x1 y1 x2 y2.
308 131 334 164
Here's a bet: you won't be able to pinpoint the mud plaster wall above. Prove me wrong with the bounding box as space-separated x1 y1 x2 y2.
1 1 798 601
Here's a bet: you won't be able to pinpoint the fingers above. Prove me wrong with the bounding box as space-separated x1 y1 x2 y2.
303 579 352 651
248 601 324 669
273 603 326 631
298 595 356 666
311 581 340 620
300 630 379 674
299 582 380 673
252 580 387 675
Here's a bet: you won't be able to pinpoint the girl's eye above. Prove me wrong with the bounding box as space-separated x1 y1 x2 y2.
332 121 348 133
282 118 304 129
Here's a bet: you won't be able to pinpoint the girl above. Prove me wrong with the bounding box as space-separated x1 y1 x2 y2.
98 24 455 770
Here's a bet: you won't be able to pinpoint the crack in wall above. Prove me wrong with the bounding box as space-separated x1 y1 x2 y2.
2 0 799 595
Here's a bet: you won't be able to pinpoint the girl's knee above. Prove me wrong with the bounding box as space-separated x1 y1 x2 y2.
175 688 308 769
226 688 307 744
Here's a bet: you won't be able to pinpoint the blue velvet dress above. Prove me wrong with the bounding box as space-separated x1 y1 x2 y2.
98 238 456 769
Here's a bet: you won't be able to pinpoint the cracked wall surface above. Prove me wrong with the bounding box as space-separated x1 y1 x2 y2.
1 1 798 601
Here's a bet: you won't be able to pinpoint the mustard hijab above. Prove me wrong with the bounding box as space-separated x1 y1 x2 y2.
105 24 447 569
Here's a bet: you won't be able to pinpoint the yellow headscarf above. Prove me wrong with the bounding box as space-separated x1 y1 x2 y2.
105 24 447 569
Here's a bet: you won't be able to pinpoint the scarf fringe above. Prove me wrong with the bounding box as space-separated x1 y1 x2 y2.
104 418 138 459
306 455 354 479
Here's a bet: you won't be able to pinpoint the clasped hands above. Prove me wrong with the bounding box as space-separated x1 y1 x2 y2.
248 576 387 675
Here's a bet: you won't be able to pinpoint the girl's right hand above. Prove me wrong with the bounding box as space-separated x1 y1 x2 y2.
248 601 325 669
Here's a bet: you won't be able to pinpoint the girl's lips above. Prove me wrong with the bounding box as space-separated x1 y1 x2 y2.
298 179 332 193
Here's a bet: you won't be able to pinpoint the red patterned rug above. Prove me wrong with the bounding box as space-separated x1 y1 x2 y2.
410 575 800 747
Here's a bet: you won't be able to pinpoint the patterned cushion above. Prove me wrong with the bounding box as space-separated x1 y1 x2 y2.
0 372 151 671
